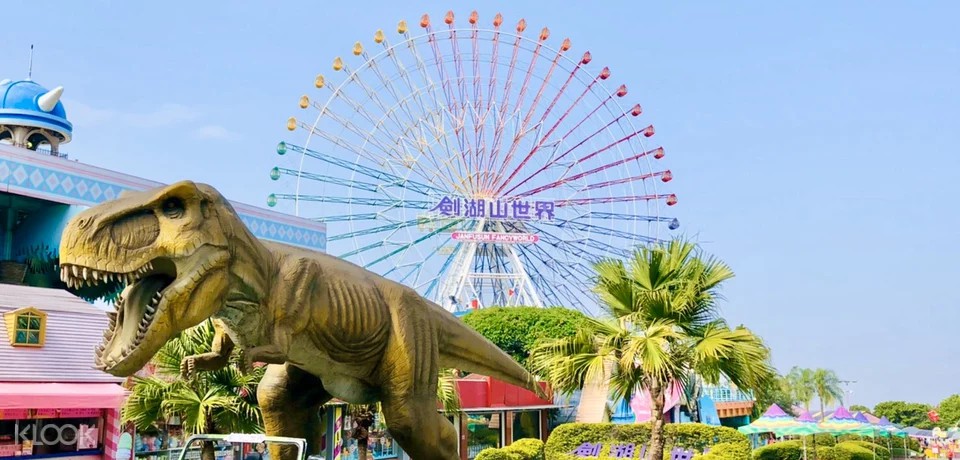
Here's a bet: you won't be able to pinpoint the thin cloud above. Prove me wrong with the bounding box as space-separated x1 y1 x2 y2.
191 124 240 141
65 100 203 129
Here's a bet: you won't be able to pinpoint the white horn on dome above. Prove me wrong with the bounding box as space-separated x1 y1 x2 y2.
37 86 64 112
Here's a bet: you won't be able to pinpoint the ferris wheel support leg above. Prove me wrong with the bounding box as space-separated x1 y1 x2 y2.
504 242 544 308
436 219 485 312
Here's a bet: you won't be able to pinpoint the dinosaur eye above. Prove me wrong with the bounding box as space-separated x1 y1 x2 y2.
161 197 185 218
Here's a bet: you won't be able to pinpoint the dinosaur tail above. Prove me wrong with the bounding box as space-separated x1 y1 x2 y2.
436 311 550 400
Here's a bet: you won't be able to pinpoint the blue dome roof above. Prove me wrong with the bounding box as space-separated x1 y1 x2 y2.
0 78 72 142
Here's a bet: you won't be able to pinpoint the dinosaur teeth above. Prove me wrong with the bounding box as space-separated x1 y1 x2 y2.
71 265 79 278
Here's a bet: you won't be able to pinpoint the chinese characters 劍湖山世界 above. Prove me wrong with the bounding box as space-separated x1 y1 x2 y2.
429 196 555 221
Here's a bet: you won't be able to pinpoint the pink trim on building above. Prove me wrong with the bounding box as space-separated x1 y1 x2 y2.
0 383 128 410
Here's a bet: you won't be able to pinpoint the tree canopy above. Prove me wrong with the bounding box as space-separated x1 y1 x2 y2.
753 373 797 418
461 305 588 371
872 401 935 429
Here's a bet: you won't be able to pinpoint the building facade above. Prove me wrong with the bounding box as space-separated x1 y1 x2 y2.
0 284 128 460
316 376 558 460
0 77 326 460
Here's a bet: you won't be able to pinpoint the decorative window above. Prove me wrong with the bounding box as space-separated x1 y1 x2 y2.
3 307 48 347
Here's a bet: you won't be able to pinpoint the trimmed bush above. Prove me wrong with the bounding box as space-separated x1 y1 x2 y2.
696 441 751 460
840 441 889 460
505 438 546 460
477 448 522 460
752 440 803 460
835 442 880 460
802 433 836 447
544 422 748 460
815 446 852 460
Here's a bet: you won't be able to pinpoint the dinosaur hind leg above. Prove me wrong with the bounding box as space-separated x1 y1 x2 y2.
378 294 458 460
380 393 458 460
258 363 331 460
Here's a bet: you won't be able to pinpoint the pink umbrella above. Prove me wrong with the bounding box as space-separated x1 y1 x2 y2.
630 382 683 423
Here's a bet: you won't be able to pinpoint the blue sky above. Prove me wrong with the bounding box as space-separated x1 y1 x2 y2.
2 1 958 408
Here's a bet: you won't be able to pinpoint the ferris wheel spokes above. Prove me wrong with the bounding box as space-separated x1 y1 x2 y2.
274 10 680 314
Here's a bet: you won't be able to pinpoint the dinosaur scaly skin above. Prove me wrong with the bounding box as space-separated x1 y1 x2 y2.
59 181 545 460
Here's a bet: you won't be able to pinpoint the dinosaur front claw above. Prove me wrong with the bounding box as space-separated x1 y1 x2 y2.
180 355 197 379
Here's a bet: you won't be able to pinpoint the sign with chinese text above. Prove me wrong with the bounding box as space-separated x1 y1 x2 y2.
571 442 696 459
430 196 556 221
450 232 539 244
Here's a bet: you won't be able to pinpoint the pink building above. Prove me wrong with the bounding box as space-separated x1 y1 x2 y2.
0 284 128 460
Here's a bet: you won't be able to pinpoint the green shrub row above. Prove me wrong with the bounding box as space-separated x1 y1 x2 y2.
477 438 545 460
694 441 752 460
543 423 748 459
751 439 892 460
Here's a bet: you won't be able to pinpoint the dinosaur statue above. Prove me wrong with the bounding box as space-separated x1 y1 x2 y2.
58 180 546 460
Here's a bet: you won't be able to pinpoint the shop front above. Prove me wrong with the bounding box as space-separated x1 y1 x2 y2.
319 404 401 460
0 285 129 460
453 375 559 460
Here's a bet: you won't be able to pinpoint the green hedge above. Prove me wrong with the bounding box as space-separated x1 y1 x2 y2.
695 441 751 460
544 423 748 460
476 439 545 460
751 440 891 460
506 439 546 460
802 433 836 447
836 442 890 460
814 446 851 460
752 441 803 460
477 449 522 460
839 441 889 460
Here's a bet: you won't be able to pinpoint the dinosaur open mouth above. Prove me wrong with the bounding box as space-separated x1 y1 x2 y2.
60 259 176 368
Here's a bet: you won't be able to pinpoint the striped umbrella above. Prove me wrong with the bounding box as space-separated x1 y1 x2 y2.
738 404 799 435
820 406 873 435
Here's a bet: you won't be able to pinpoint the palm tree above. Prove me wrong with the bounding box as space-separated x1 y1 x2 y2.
786 366 816 411
122 320 265 460
813 368 844 421
530 239 775 460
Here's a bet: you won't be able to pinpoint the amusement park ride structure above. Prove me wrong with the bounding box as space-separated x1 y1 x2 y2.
269 10 679 313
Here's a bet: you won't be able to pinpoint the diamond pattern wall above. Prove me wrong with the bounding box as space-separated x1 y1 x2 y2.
0 156 326 252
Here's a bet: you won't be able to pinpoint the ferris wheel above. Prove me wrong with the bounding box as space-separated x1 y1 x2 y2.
268 10 679 313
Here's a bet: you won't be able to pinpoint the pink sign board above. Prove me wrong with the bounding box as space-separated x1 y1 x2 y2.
0 409 29 420
34 408 58 418
451 231 539 244
60 408 102 418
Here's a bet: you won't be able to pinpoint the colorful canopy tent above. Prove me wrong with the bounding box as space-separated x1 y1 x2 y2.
737 404 799 435
875 416 911 454
853 411 871 424
874 416 901 437
820 406 874 435
778 410 824 460
779 410 823 436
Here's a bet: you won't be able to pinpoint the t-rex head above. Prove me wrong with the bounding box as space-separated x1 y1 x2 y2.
59 180 255 376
